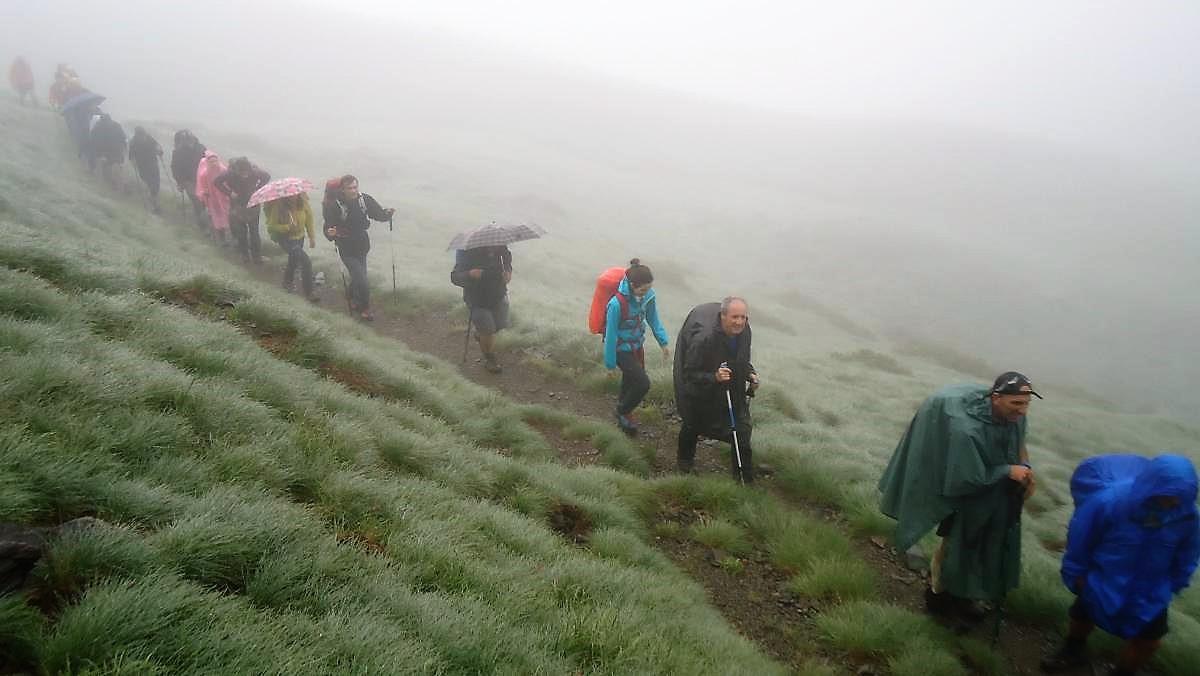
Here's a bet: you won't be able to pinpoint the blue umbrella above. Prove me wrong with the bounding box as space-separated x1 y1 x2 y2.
61 91 105 114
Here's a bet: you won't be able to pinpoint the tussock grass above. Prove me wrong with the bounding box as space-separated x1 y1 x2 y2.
790 555 877 602
0 595 43 669
689 518 752 556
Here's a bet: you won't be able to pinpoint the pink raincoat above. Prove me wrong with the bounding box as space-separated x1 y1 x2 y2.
195 151 230 233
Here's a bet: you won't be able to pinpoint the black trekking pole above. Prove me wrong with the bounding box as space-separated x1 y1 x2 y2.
388 215 397 294
721 361 745 486
462 307 474 363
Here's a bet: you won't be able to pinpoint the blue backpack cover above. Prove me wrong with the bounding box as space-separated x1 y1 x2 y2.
1069 454 1150 507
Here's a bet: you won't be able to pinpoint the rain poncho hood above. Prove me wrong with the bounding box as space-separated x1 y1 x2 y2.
195 151 230 233
603 277 669 369
878 384 1026 600
1062 454 1199 638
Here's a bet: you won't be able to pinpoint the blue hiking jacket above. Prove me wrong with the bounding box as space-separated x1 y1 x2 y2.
603 278 669 369
1061 454 1200 638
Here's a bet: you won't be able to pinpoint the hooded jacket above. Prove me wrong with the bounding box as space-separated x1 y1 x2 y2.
195 152 230 231
322 193 389 258
603 277 669 369
1061 454 1199 638
264 200 315 242
171 140 206 185
214 161 270 208
877 384 1026 600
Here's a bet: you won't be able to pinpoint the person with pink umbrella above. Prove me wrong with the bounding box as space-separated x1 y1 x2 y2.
195 151 230 245
253 178 318 302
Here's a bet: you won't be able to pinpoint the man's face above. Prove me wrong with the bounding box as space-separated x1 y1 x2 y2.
719 300 749 336
342 181 360 200
990 390 1032 423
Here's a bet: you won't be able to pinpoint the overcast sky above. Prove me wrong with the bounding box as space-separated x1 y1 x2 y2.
309 0 1200 169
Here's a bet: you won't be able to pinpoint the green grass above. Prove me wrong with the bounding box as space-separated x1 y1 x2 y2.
3 92 1200 672
789 555 877 602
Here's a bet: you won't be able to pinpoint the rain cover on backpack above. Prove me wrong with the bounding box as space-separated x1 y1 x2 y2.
588 267 628 335
1069 454 1150 507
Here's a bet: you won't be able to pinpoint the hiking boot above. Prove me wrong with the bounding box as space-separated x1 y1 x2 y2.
358 310 375 322
615 410 638 434
483 353 502 374
1039 641 1089 673
925 587 957 617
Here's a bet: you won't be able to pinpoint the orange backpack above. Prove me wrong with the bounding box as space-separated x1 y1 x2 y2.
588 267 629 335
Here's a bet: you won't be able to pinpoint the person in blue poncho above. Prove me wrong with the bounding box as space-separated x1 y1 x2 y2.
1041 454 1199 676
603 259 670 433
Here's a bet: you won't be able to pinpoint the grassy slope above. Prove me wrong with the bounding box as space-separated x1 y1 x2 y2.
0 100 785 674
2 93 1200 675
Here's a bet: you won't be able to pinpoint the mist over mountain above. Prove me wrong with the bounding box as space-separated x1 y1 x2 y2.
5 0 1196 419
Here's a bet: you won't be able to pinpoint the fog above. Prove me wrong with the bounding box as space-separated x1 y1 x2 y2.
3 0 1198 420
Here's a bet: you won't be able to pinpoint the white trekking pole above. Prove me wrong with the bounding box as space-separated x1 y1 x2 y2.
721 361 744 485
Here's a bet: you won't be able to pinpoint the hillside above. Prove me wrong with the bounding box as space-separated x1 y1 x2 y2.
2 91 1200 676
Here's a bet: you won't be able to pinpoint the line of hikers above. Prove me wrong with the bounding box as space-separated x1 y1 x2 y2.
15 57 1198 674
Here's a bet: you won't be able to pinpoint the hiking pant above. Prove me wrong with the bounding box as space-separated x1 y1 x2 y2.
276 237 314 296
178 180 207 226
229 204 262 261
135 161 160 198
339 249 370 311
616 349 649 416
678 417 753 483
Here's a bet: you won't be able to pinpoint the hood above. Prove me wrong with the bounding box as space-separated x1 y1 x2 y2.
617 276 655 306
1128 454 1199 524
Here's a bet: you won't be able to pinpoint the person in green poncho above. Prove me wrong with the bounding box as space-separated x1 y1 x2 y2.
878 371 1040 619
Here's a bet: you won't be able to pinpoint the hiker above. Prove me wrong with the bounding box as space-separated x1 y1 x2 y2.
195 151 231 243
673 297 759 483
1041 454 1198 676
215 157 270 264
878 371 1039 622
128 127 163 214
265 194 319 302
8 57 36 106
171 130 208 228
599 259 670 433
450 245 513 373
322 175 395 322
89 114 127 190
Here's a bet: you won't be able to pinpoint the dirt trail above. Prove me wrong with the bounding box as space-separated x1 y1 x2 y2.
225 247 1069 675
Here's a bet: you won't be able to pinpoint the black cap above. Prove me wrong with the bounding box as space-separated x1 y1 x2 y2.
991 371 1043 399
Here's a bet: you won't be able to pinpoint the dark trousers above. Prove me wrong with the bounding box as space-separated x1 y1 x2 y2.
276 237 313 296
339 249 370 310
135 161 160 198
616 349 649 415
178 180 206 225
230 204 262 261
678 417 754 482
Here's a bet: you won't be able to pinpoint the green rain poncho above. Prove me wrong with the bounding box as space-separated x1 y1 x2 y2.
878 384 1025 601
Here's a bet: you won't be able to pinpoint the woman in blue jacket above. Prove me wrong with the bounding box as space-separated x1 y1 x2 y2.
1042 454 1199 676
604 260 669 433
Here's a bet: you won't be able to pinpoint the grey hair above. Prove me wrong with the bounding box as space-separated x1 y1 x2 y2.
719 296 748 314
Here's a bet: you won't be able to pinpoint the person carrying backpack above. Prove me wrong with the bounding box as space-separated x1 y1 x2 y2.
1041 454 1199 676
128 127 163 214
673 297 760 483
451 245 512 373
878 372 1039 622
8 57 36 106
171 130 208 227
322 175 395 321
592 260 669 432
89 114 127 191
265 194 319 303
215 157 270 264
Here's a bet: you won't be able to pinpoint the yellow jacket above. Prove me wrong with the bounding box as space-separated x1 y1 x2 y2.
265 201 315 241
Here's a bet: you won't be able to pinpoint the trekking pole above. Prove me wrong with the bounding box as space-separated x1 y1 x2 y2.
721 361 745 486
462 307 474 363
388 215 397 293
